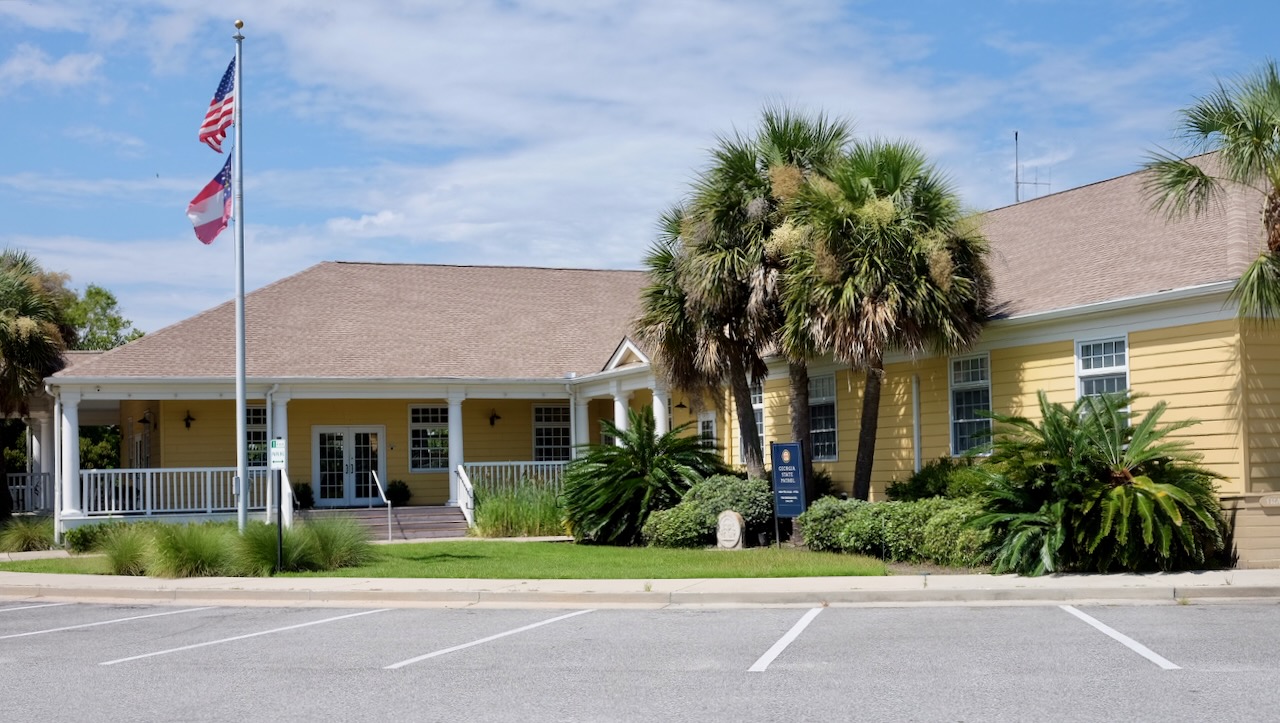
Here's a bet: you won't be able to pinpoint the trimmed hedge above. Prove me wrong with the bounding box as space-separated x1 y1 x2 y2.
797 497 993 568
885 456 989 502
642 504 710 549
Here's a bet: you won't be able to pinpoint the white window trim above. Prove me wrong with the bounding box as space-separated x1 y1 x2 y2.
1075 335 1130 399
949 353 992 456
533 404 572 462
809 374 838 462
740 380 765 464
246 405 267 468
697 411 718 451
408 404 449 473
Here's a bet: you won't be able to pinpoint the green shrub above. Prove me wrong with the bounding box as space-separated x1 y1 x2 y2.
879 498 952 562
810 467 839 499
836 503 889 556
304 517 373 569
0 515 55 552
642 504 711 548
234 521 319 575
101 524 152 576
683 475 773 535
796 496 865 553
386 480 412 507
562 407 727 545
886 457 988 501
473 484 563 538
292 482 315 510
150 523 236 578
920 500 992 568
64 521 128 553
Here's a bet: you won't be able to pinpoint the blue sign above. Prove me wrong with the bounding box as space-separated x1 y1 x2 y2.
770 442 807 518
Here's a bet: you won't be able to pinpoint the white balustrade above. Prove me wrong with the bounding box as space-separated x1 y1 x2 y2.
78 467 271 516
6 473 53 513
460 461 567 494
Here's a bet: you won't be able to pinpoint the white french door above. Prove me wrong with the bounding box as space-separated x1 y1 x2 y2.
312 426 387 507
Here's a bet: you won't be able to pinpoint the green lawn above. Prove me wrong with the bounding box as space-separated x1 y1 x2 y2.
0 541 886 579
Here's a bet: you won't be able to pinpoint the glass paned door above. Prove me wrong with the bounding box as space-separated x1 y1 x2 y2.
312 426 385 506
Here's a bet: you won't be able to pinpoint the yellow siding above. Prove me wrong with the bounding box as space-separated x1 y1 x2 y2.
989 341 1076 417
1243 322 1280 492
1131 320 1245 494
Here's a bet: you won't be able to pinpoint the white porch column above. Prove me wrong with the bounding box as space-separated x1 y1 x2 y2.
447 389 465 505
270 393 291 526
652 381 669 436
574 398 590 456
612 381 630 444
31 414 53 476
59 392 81 515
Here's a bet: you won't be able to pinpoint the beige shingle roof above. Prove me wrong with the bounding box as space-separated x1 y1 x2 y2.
981 159 1262 318
56 263 648 380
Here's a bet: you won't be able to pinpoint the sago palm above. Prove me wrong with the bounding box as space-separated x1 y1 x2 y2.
560 407 727 546
783 140 992 500
1143 59 1280 321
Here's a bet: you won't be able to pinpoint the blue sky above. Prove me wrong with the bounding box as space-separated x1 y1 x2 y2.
2 0 1276 333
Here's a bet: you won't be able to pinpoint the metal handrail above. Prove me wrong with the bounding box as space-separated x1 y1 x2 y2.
370 470 392 542
456 465 475 528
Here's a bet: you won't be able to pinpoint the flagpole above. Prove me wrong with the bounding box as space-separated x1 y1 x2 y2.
233 20 248 533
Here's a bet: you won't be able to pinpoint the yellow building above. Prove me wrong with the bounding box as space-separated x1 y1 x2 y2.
23 164 1280 564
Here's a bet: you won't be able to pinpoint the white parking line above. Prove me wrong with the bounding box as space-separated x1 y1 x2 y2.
1060 605 1181 670
0 603 73 614
749 607 824 672
0 607 212 640
100 608 390 666
385 609 595 670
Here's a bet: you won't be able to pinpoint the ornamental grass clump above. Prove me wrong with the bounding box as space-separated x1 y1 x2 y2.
0 515 55 552
305 517 373 570
149 522 237 578
971 391 1230 576
234 521 319 575
100 524 153 576
473 483 563 538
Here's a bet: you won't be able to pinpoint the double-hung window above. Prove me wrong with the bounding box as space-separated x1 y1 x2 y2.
246 406 268 467
950 355 992 455
1077 338 1128 397
409 406 449 472
534 405 572 461
809 375 837 461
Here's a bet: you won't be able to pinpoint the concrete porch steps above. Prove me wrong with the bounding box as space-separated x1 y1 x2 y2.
299 505 469 541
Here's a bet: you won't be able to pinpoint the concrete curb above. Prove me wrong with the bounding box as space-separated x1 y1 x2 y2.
3 580 1279 609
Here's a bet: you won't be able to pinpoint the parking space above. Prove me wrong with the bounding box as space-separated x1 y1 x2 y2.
1 600 1277 721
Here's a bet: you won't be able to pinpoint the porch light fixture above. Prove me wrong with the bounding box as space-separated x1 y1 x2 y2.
138 410 154 428
674 401 688 409
183 411 196 429
489 410 502 426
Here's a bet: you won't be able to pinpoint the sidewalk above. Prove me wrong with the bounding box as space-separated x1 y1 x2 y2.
2 564 1278 609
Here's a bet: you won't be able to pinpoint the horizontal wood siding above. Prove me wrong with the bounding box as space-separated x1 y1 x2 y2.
1221 496 1280 569
1131 320 1245 494
1243 323 1280 493
989 341 1076 418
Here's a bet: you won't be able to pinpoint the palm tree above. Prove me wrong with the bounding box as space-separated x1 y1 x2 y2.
639 106 852 483
783 140 992 500
0 250 68 520
1143 60 1280 321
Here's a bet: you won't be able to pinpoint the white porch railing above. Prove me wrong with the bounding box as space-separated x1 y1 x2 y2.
461 461 567 494
456 465 475 528
79 467 272 516
6 472 53 513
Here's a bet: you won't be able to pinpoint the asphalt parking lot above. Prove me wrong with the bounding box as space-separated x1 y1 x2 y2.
3 600 1278 721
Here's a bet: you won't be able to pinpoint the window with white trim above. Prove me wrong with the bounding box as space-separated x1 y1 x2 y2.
1078 338 1128 398
246 406 267 467
950 355 992 455
534 405 572 461
698 411 717 450
740 380 765 463
409 405 449 472
809 375 837 461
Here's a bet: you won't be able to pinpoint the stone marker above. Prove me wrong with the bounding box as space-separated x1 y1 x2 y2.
716 510 745 549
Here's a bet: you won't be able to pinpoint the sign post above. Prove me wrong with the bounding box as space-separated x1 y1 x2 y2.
269 438 287 573
769 442 807 547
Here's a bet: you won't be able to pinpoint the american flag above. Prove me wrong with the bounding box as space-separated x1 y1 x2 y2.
198 58 236 153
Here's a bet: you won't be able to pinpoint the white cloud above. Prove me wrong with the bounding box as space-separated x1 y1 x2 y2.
0 43 101 95
65 125 147 154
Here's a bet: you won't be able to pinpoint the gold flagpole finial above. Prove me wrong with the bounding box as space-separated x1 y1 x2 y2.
235 19 244 29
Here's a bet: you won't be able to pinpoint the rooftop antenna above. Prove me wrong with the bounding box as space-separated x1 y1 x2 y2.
1014 131 1051 203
